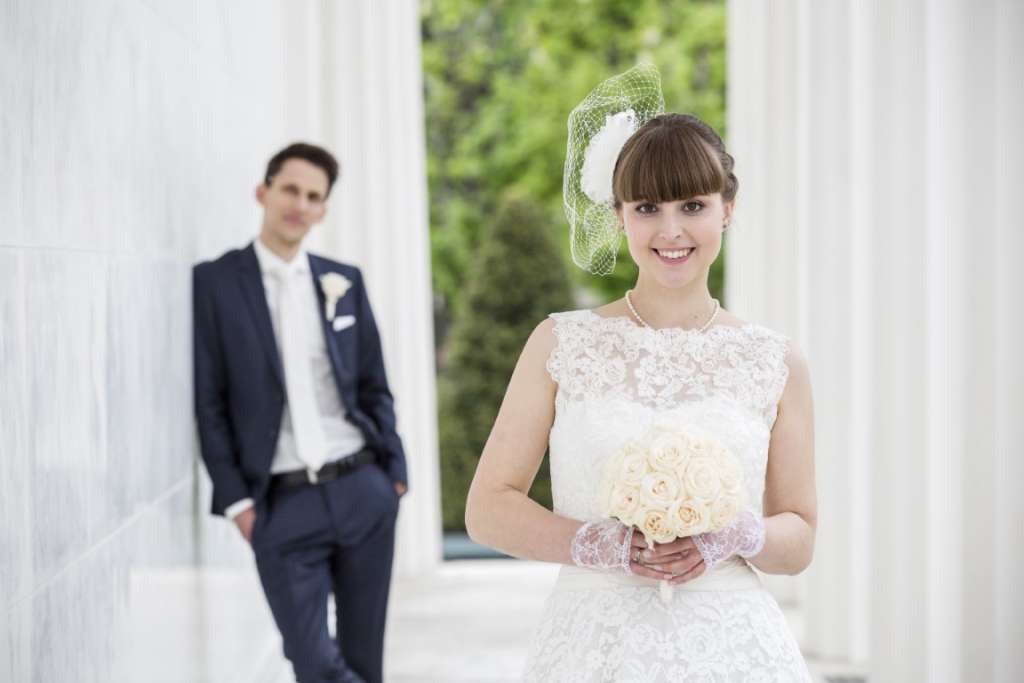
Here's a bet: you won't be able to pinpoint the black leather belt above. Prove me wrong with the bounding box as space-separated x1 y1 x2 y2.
271 449 378 489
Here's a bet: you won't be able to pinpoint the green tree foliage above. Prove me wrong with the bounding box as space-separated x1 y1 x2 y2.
422 0 727 322
438 196 572 531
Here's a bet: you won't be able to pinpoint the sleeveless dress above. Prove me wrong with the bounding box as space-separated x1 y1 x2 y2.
523 310 812 683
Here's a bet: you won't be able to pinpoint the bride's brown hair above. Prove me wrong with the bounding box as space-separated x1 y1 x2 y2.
612 114 738 206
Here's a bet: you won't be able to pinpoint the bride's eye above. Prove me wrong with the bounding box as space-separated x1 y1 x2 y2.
635 203 658 215
682 201 705 213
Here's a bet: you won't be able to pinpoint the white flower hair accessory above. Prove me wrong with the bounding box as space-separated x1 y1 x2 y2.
563 64 664 275
581 109 639 205
319 272 351 321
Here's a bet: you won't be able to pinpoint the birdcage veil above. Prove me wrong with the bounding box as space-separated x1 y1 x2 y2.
563 64 665 275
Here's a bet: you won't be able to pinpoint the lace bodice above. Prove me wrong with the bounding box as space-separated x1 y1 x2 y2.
526 310 810 682
545 310 791 523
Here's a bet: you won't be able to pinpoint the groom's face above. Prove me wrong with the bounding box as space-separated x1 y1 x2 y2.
256 158 330 246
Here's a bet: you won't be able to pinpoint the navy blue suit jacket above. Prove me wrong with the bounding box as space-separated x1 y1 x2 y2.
193 243 408 516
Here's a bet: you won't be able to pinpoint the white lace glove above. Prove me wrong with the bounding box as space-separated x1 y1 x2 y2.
570 519 634 574
692 507 766 572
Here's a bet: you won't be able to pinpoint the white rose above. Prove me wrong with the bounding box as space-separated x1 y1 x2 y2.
717 452 745 498
683 431 714 456
668 498 710 537
607 485 642 523
319 272 352 320
618 444 650 487
682 456 723 504
708 493 742 531
640 508 676 546
640 472 681 509
648 432 690 473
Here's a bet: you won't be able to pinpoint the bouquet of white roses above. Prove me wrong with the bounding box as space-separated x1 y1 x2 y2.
601 420 747 601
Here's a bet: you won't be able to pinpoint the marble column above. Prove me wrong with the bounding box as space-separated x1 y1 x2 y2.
727 0 1023 679
992 7 1024 682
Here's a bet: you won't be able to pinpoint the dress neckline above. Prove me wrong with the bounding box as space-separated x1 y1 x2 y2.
582 309 758 336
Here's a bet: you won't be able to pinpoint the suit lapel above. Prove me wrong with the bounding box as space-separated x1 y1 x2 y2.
308 255 354 386
236 244 285 386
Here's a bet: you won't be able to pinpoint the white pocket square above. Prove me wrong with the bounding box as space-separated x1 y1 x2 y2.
332 314 356 332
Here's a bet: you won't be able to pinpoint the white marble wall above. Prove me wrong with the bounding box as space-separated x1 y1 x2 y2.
727 0 1024 680
1 1 290 680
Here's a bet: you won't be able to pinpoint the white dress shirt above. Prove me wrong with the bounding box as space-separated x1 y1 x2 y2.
225 238 366 520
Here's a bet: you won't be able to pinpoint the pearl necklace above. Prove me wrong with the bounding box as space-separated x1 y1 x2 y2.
624 289 720 333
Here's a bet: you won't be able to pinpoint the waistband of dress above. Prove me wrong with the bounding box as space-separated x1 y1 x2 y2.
554 556 762 592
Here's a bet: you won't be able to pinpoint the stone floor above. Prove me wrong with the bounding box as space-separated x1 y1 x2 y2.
264 560 866 683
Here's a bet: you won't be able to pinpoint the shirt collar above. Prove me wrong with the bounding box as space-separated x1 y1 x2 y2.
253 237 309 278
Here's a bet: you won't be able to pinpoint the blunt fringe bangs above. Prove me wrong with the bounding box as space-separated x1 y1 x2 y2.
612 115 728 205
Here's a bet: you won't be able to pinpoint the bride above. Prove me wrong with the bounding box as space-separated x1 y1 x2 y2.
465 65 816 682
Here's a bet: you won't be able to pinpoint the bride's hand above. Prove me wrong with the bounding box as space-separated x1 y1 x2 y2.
638 537 706 585
570 520 676 579
692 507 766 573
627 532 682 582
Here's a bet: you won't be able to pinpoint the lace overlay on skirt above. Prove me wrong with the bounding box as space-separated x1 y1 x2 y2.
523 310 811 682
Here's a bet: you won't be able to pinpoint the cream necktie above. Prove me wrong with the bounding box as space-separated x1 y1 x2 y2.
276 265 328 473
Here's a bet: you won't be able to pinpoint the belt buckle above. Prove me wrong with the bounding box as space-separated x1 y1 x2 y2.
306 468 319 485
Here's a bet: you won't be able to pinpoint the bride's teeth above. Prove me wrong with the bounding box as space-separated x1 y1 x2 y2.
658 248 692 259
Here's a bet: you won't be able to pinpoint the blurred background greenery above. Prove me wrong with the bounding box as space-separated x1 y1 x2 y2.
422 0 727 533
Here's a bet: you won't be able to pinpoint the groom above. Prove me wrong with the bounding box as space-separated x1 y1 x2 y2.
193 142 407 683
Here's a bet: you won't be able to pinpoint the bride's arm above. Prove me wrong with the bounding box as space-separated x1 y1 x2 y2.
464 319 582 563
749 342 818 575
466 319 665 580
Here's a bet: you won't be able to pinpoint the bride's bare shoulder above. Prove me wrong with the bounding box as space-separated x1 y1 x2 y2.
589 299 629 320
518 317 560 364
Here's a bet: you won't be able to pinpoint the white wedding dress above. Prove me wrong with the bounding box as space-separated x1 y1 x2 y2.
523 310 812 683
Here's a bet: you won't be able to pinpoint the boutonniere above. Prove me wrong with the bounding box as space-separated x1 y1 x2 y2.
319 272 352 321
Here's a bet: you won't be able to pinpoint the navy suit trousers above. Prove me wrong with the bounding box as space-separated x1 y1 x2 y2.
251 462 399 683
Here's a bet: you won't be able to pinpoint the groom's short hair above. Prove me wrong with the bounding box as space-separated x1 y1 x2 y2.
264 142 340 197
